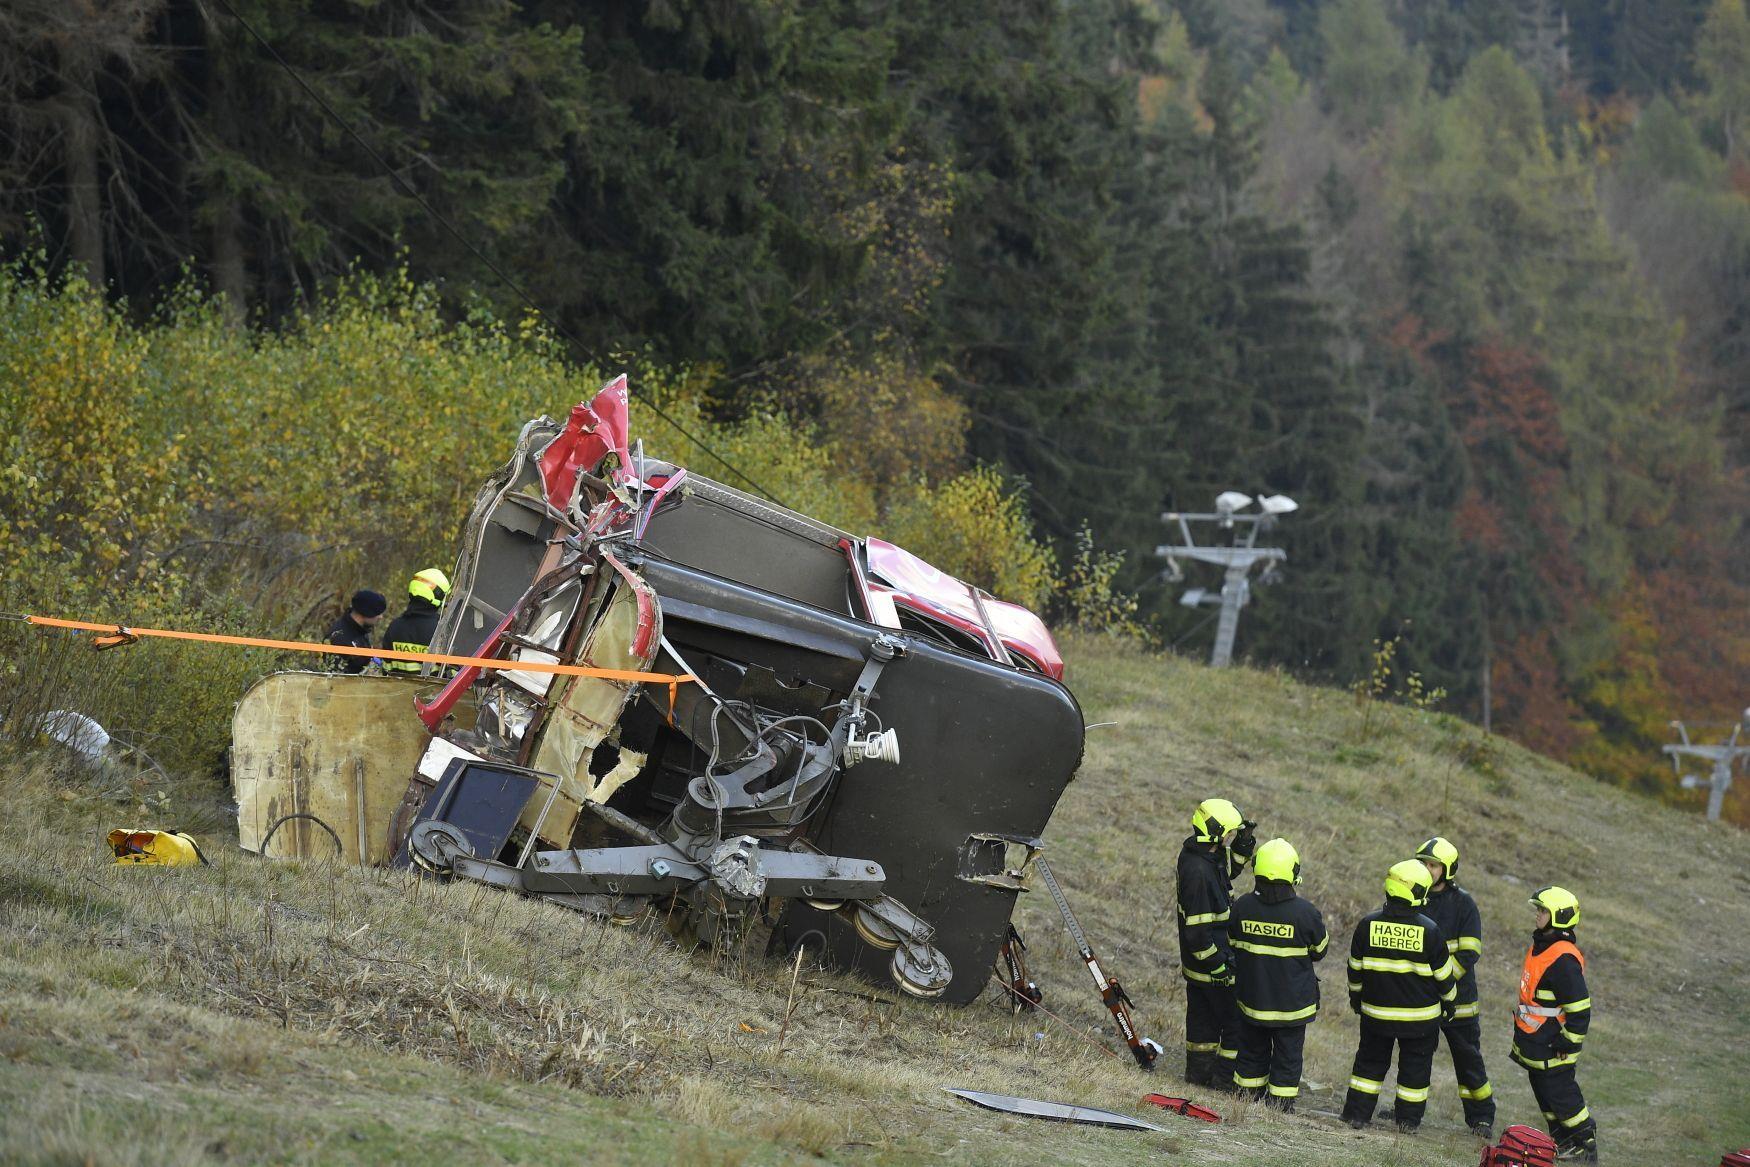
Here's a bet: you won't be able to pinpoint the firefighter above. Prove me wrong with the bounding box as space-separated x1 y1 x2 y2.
1227 837 1327 1111
1176 797 1257 1086
382 568 450 674
1512 886 1596 1162
1341 859 1459 1134
1412 836 1495 1138
322 589 386 673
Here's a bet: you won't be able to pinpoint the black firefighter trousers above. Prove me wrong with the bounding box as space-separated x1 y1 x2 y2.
1182 981 1239 1085
1515 1054 1596 1149
1440 1016 1496 1128
1342 1025 1438 1128
1232 1018 1304 1107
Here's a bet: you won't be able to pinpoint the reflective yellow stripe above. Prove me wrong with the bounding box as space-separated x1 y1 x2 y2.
1394 1083 1430 1102
1312 934 1330 954
1217 1046 1237 1060
1192 944 1219 960
1185 1041 1219 1052
1267 1083 1299 1097
1559 1107 1591 1128
1184 968 1217 984
1458 1082 1494 1101
1347 956 1363 969
1234 1072 1269 1088
1454 935 1482 953
1348 1076 1383 1094
1356 956 1441 976
1561 1028 1585 1044
1561 998 1591 1012
1360 1002 1442 1022
1511 1049 1580 1070
1346 981 1362 992
1231 938 1311 957
1239 1001 1318 1022
1182 911 1224 926
1450 1002 1480 1019
1535 989 1557 1001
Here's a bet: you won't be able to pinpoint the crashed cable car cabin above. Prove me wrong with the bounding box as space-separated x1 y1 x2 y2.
231 377 1083 1003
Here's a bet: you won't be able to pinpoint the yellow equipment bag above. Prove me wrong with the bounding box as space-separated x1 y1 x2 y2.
108 828 207 867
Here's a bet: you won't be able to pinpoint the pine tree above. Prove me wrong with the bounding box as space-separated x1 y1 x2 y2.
891 0 1164 546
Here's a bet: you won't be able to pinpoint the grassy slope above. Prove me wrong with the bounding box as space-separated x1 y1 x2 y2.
2 635 1746 1165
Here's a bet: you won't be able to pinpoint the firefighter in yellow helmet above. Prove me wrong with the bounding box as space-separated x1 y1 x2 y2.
1341 859 1459 1134
1374 836 1494 1138
1226 838 1327 1111
1175 797 1258 1085
382 568 450 674
1513 886 1596 1162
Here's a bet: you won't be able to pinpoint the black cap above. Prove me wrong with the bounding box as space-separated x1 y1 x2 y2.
351 589 388 617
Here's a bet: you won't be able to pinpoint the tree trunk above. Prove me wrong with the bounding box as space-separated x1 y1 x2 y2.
1480 597 1492 735
203 5 248 324
210 196 248 325
58 65 105 289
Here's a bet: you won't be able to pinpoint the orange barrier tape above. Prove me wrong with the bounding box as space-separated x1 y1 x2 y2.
19 615 696 697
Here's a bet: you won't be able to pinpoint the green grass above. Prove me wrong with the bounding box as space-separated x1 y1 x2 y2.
2 633 1746 1164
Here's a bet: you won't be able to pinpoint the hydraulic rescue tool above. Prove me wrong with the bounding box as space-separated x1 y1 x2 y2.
1141 1094 1222 1123
1032 856 1161 1070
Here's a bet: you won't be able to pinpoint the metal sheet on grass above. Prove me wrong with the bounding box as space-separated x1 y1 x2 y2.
944 1089 1168 1132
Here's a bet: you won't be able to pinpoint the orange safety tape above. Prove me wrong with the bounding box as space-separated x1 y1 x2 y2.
20 615 696 700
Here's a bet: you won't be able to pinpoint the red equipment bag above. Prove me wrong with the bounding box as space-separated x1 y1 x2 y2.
1720 1151 1750 1167
1480 1125 1557 1167
1140 1094 1221 1124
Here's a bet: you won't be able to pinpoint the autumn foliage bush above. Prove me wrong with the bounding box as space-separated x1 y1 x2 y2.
0 261 1094 775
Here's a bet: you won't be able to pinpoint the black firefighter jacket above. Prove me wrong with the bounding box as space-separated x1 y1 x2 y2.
1228 881 1329 1026
382 597 441 673
322 614 374 674
1346 902 1459 1035
1177 839 1241 984
1423 882 1484 1020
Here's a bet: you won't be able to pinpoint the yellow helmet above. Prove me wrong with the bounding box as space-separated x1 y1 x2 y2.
1253 838 1301 884
1530 885 1580 930
1416 836 1459 882
1190 797 1244 844
1384 859 1432 907
409 568 451 605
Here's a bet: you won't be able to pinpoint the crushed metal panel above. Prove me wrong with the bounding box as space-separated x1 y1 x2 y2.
232 673 456 863
433 417 564 653
943 1089 1168 1132
522 567 661 843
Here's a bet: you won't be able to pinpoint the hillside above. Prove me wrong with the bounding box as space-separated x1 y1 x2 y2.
2 635 1746 1165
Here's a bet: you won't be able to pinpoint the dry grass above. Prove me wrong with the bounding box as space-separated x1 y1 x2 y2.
2 633 1747 1164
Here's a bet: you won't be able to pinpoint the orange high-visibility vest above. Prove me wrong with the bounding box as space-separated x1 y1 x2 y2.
1514 939 1584 1034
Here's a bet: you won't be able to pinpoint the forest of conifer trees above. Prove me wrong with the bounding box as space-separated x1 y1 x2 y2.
3 0 1746 816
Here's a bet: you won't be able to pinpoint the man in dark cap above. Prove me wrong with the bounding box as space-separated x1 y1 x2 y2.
322 589 387 673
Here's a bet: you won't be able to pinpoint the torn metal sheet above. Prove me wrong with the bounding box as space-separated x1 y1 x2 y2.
232 673 468 863
944 1089 1168 1132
